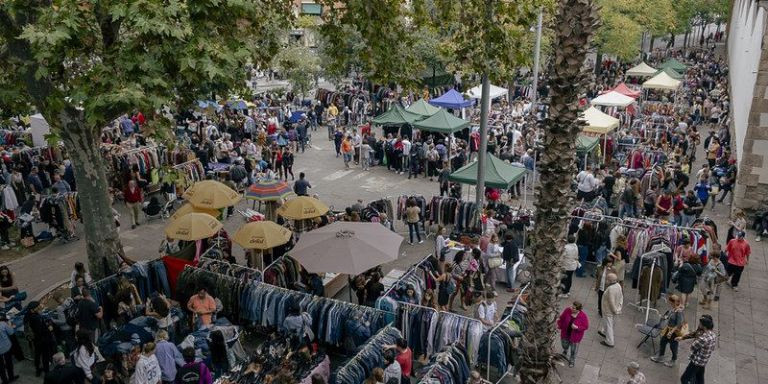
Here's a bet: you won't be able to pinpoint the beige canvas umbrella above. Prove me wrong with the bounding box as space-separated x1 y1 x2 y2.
289 222 403 275
276 196 329 220
233 221 292 269
164 213 223 241
183 180 242 209
171 202 221 221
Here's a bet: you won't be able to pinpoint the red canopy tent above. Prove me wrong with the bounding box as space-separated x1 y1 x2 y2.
608 83 641 98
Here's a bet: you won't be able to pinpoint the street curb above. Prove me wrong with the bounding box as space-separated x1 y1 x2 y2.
31 278 70 302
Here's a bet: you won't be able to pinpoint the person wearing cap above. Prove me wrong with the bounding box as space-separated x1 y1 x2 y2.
679 315 717 383
725 230 751 292
24 300 57 376
625 361 646 384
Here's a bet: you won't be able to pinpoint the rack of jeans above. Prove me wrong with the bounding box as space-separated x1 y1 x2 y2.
198 257 262 283
481 283 530 382
379 254 436 309
239 282 392 348
417 344 471 384
332 325 403 384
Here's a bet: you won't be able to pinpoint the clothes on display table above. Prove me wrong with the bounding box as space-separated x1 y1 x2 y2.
418 344 471 384
239 283 389 348
333 325 402 384
199 257 262 284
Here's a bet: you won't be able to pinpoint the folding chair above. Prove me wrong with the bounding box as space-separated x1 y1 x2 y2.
636 311 666 355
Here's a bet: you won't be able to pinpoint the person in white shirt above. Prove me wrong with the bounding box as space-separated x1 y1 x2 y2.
401 136 412 171
242 139 257 158
576 166 598 201
561 235 580 298
133 342 162 384
475 291 497 328
352 130 362 165
383 350 402 384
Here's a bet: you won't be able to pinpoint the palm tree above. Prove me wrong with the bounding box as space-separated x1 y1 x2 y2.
518 0 600 383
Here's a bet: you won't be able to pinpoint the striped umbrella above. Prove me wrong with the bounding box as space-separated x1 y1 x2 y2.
245 180 295 202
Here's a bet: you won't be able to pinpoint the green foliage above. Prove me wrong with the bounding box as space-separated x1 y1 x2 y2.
0 0 294 129
272 45 322 97
595 0 676 60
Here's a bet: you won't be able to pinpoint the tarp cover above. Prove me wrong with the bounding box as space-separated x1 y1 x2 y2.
406 99 441 117
581 106 620 134
659 58 687 73
653 67 683 80
625 62 658 77
576 135 600 153
608 83 641 98
372 104 424 125
449 152 527 188
590 91 635 108
642 71 682 90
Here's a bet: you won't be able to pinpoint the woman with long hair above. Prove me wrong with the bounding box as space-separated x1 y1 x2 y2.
448 251 467 311
73 331 101 383
0 266 17 297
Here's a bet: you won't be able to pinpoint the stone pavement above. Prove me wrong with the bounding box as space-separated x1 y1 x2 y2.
6 133 763 384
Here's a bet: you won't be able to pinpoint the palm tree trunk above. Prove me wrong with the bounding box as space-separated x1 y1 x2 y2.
518 0 599 382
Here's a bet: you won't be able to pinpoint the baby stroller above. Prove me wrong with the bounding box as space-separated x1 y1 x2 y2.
142 196 173 222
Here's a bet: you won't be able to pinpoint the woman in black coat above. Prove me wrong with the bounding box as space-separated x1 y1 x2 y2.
675 259 702 307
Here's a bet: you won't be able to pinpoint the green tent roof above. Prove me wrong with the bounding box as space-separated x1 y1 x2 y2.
659 58 687 73
653 67 683 80
406 99 441 117
413 109 469 134
372 104 424 126
576 135 600 153
449 153 527 188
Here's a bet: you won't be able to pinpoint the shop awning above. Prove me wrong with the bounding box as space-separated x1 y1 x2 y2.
429 89 475 109
642 71 682 90
581 106 620 135
625 62 657 77
406 99 441 117
608 83 641 98
372 104 424 126
413 109 469 134
590 91 635 108
449 153 527 189
466 84 508 99
576 135 600 153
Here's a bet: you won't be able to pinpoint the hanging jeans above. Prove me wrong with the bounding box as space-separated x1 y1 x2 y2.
619 202 635 218
408 222 421 243
576 245 589 277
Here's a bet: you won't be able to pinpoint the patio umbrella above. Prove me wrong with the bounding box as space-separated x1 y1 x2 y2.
171 202 221 221
246 180 294 201
290 222 404 276
164 213 223 241
233 221 292 269
183 180 242 209
226 100 248 110
276 196 329 220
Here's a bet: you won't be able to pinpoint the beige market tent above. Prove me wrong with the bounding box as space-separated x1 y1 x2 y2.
590 91 635 108
626 62 658 77
581 106 620 135
642 71 682 90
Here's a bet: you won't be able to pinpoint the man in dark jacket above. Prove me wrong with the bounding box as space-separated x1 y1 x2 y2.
24 301 57 376
43 352 84 384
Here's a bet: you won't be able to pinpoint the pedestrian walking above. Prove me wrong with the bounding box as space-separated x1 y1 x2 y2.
341 136 353 169
557 301 589 367
700 250 727 307
405 199 422 245
726 231 751 292
598 273 622 348
560 235 579 298
123 180 143 229
679 315 717 383
594 258 617 318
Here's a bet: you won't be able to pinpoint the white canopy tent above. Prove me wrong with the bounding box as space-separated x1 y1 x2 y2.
642 71 682 90
626 62 658 77
466 84 508 99
581 106 620 135
590 91 635 108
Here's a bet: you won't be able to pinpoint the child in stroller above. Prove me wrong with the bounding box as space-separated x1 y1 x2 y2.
142 196 171 221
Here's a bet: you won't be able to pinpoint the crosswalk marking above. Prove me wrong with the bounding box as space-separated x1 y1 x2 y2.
323 170 354 181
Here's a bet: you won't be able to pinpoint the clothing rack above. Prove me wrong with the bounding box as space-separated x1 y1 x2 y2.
485 283 530 381
626 248 668 322
172 159 201 168
334 325 402 384
199 256 263 281
569 214 705 232
381 253 434 299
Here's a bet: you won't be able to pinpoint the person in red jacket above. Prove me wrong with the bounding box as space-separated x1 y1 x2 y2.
131 110 145 132
726 231 751 291
557 301 589 367
123 180 143 229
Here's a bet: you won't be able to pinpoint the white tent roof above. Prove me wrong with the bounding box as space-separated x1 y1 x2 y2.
590 91 635 108
626 62 658 77
642 71 682 90
466 84 508 99
581 107 620 134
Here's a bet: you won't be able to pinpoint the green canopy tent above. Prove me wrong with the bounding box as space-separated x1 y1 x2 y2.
449 152 528 204
659 58 687 73
406 99 441 117
414 109 470 172
653 67 683 80
575 135 600 169
371 104 424 126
